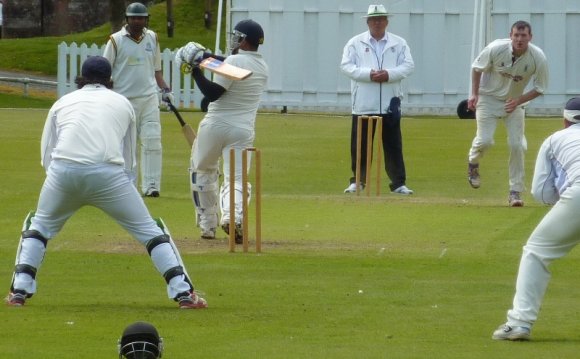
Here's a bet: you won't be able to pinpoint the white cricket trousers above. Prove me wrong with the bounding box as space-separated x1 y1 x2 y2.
32 161 163 241
506 183 580 328
15 160 191 298
130 95 162 194
190 121 254 228
468 95 527 192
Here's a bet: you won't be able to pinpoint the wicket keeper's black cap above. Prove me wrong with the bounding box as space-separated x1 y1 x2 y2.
81 56 112 80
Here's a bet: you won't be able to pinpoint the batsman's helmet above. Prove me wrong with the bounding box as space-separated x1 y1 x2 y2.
126 2 149 17
118 321 163 359
231 19 264 49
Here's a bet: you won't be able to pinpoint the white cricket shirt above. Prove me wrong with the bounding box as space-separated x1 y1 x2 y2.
203 50 269 131
473 39 549 100
531 124 580 205
40 85 137 173
103 26 162 99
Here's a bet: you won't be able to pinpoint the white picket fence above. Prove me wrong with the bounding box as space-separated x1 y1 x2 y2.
57 42 203 109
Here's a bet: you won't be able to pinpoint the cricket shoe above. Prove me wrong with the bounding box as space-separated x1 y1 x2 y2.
468 163 480 188
177 291 208 309
221 221 243 244
144 188 160 197
509 191 524 207
492 324 530 341
344 182 364 193
200 227 216 240
5 290 27 307
392 185 414 195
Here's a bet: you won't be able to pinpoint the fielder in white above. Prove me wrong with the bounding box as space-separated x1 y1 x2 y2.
5 56 206 309
103 2 174 197
492 98 580 341
467 20 549 207
174 19 268 241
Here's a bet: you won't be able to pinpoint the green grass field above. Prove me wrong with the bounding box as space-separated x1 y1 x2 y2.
2 107 580 358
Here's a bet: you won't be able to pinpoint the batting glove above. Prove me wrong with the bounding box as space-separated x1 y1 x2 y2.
174 47 188 74
176 42 207 74
161 87 174 106
183 41 207 65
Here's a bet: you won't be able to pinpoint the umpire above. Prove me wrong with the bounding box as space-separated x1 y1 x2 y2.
340 4 415 195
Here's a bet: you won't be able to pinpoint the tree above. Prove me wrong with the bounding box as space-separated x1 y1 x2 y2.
110 0 126 33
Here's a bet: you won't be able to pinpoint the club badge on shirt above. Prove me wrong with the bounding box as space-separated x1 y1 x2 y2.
127 56 145 66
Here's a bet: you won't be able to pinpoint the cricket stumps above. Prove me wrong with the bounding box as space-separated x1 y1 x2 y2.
355 115 382 196
228 147 262 253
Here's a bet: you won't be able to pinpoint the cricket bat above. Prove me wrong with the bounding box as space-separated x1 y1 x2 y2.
167 101 196 147
199 57 253 81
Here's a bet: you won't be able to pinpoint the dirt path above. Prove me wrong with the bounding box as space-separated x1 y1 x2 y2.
0 70 57 98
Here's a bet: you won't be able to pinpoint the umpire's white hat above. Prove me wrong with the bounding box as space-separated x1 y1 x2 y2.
564 98 580 123
364 4 391 18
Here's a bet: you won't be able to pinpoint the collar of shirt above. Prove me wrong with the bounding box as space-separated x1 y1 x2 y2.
236 49 262 58
367 32 388 55
121 25 147 41
509 42 530 62
83 84 105 89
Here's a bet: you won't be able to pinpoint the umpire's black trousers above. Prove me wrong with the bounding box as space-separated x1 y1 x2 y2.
349 97 407 191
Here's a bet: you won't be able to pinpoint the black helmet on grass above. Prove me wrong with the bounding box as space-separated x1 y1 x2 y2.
118 321 163 359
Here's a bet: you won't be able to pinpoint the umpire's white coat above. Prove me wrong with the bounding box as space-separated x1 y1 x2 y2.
340 30 414 114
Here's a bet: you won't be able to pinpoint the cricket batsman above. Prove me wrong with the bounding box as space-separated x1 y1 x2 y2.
174 19 269 242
